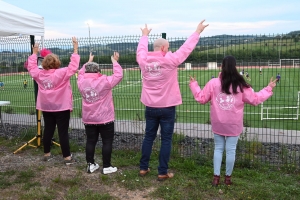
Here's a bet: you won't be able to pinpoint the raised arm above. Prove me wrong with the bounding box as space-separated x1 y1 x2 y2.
63 37 80 80
243 77 277 105
136 24 152 66
26 43 40 79
73 37 78 54
169 20 209 65
107 52 123 88
78 52 94 82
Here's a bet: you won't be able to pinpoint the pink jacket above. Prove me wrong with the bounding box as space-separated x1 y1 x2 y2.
136 32 200 107
77 62 123 124
189 74 273 136
27 54 80 112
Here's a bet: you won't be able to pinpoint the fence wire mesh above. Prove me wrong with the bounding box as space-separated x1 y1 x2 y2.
0 33 300 169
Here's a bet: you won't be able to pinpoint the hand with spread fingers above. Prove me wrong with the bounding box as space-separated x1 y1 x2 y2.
196 19 209 34
268 77 277 88
111 52 120 63
189 75 196 83
141 24 152 36
32 43 40 55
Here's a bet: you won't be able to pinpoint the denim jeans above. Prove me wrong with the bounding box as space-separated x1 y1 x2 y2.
43 110 71 158
140 106 175 175
85 122 114 168
213 133 239 176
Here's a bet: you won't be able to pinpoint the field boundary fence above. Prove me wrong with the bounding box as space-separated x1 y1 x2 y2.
1 33 300 169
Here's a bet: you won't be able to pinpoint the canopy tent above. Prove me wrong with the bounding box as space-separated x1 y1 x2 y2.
0 0 44 37
0 1 44 153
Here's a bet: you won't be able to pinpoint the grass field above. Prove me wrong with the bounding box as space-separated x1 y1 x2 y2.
0 65 299 130
1 134 300 200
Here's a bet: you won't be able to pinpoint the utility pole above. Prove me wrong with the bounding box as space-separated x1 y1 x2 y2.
87 23 91 52
279 34 282 62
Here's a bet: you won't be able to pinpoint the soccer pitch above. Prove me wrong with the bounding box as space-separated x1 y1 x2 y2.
0 66 299 130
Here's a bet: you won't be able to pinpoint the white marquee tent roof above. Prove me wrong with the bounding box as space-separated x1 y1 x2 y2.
0 0 44 37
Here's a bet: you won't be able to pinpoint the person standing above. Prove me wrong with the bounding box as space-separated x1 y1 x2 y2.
77 52 123 174
26 37 80 165
259 67 262 75
276 73 281 84
23 80 28 89
0 81 4 90
137 20 209 181
189 56 277 186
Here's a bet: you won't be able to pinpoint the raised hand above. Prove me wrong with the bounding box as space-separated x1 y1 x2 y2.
141 24 152 36
111 52 119 63
32 43 40 55
189 75 196 83
196 20 209 34
88 52 94 62
268 77 277 89
72 37 78 53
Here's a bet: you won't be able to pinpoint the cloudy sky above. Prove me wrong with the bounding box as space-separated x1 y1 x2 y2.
3 0 300 39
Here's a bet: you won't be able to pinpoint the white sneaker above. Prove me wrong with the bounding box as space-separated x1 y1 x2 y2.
102 166 117 174
87 163 99 173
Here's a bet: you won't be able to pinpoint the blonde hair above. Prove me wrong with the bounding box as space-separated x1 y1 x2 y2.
42 54 61 70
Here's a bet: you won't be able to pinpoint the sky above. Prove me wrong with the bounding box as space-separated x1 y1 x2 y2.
2 0 300 39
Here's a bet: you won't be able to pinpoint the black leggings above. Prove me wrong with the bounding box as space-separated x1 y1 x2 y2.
85 122 114 168
43 110 71 158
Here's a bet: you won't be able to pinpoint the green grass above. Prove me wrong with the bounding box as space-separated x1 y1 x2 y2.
1 67 299 130
1 135 299 200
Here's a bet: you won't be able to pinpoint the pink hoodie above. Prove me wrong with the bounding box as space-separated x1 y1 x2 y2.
77 62 123 124
136 32 200 107
27 54 80 111
189 74 273 136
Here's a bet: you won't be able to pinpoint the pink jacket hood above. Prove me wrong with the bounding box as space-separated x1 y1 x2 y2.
189 73 273 136
27 54 80 111
77 62 123 124
136 32 200 107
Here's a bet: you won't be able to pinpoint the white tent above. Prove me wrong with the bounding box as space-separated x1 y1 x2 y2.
0 0 44 37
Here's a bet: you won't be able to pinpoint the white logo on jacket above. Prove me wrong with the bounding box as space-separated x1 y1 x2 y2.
145 62 161 76
42 79 54 90
82 87 99 103
216 92 235 110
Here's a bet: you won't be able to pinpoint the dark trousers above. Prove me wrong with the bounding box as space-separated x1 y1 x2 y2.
42 110 71 158
85 122 114 168
140 106 175 175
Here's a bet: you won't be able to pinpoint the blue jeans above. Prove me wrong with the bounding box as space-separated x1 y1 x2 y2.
140 106 175 175
213 134 239 176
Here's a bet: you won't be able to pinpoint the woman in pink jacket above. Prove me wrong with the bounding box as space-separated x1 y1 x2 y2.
26 37 79 165
77 52 123 174
189 56 277 186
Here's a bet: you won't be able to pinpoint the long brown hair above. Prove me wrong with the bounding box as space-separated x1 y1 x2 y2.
221 56 250 94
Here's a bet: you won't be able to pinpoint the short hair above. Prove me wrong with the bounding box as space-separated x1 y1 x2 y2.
85 62 100 73
153 38 168 51
42 54 61 70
